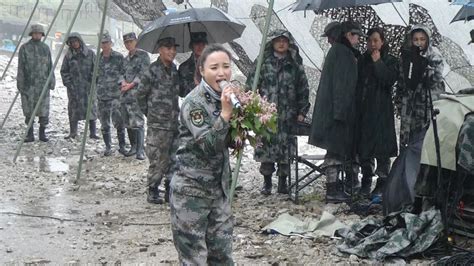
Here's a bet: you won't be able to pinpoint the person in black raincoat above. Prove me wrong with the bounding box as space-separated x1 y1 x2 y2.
355 28 399 198
309 21 362 203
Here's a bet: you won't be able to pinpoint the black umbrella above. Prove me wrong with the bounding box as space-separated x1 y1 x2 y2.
137 7 246 53
382 130 427 215
451 3 474 23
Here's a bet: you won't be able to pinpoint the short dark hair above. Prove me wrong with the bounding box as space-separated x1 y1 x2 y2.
197 43 232 69
367 27 385 41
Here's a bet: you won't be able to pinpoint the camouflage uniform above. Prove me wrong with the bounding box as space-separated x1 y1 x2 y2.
246 29 310 193
395 25 445 149
60 32 98 138
170 80 233 264
97 44 126 155
122 48 149 128
178 53 198 97
17 24 55 142
136 52 180 201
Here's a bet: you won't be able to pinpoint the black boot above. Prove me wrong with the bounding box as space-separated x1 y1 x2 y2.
124 128 137 157
343 172 361 195
117 128 127 155
277 175 289 194
326 182 350 204
164 179 170 203
260 175 272 195
39 125 49 142
359 175 372 198
25 126 34 142
102 130 112 156
147 186 164 204
370 177 386 200
65 120 78 139
135 128 145 160
89 120 100 139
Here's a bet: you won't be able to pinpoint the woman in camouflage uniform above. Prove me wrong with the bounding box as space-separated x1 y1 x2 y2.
170 44 237 264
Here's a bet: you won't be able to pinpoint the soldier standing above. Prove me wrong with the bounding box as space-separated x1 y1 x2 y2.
136 37 180 204
246 29 310 195
96 33 126 156
60 32 99 140
178 32 208 97
121 32 150 160
17 24 55 142
170 43 236 265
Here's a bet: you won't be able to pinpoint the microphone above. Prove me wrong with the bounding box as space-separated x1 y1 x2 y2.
218 80 241 109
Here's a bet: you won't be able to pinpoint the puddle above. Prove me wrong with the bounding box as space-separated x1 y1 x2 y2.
16 156 70 172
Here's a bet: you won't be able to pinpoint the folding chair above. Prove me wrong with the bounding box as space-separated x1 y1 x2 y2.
287 122 326 204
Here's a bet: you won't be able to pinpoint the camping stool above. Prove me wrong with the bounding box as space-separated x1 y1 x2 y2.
287 135 326 204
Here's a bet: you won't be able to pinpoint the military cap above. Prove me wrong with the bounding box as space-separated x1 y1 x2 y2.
341 21 365 37
123 32 137 42
29 24 45 36
157 37 179 48
101 32 112 43
190 32 208 44
321 21 341 38
469 29 474 45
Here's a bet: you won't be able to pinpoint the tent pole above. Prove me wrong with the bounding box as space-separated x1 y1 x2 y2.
230 0 275 202
75 0 110 182
13 0 84 163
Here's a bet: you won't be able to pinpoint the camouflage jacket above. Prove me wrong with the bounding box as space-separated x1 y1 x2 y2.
60 32 97 121
97 50 124 101
395 25 445 148
136 58 179 130
172 81 231 199
122 49 150 103
178 53 198 97
246 30 310 163
17 39 55 118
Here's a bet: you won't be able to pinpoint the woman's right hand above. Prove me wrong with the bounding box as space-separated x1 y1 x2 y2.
220 86 235 122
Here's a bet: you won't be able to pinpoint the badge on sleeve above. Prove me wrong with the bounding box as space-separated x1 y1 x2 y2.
190 109 205 127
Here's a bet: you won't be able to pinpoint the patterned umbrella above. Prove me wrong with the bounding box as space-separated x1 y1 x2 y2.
290 0 402 12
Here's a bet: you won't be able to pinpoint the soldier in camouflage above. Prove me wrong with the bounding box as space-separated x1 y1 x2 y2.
136 37 180 204
395 25 445 150
170 44 236 264
17 24 55 142
246 29 310 195
120 32 150 160
458 113 474 174
178 31 207 97
96 33 126 156
60 32 100 140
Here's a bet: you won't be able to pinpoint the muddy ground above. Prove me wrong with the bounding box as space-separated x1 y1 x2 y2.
0 54 435 265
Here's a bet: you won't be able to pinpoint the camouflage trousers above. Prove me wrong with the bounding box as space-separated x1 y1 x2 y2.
24 116 49 126
120 100 144 129
323 151 359 183
98 98 123 131
259 162 289 177
145 128 178 188
170 185 233 265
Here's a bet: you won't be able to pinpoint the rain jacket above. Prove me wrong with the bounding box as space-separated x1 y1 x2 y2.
60 32 98 121
355 45 399 159
17 38 55 119
245 29 310 163
395 25 445 149
309 36 359 158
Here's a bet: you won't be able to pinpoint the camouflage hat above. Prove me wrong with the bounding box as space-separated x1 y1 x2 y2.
157 37 179 48
341 21 365 37
469 29 474 45
190 32 208 44
101 32 112 43
321 21 341 38
123 32 137 42
269 29 291 42
29 24 45 36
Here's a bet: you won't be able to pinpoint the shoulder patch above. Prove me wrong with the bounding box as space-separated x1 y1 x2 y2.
190 109 205 127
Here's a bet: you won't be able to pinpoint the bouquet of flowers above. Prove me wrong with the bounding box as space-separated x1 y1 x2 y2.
229 89 278 155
